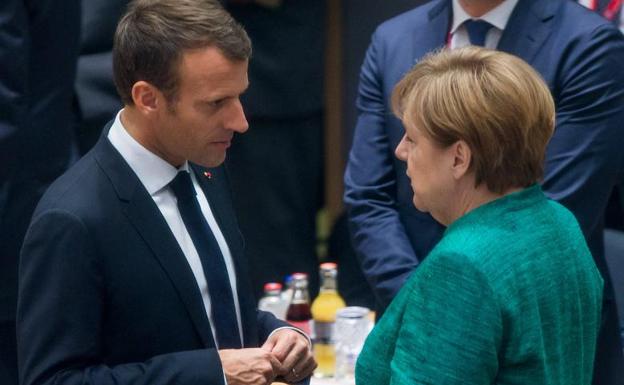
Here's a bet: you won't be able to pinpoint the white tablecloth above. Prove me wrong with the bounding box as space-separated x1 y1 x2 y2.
310 377 354 385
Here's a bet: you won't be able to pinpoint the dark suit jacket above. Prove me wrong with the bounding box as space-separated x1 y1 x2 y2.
74 0 127 153
344 0 624 383
0 1 80 384
225 0 325 119
17 126 288 385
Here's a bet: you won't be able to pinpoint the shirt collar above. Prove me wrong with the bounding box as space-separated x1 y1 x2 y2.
107 109 189 195
451 0 519 34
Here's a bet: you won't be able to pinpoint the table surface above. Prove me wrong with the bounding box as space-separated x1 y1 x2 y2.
311 378 354 385
273 377 354 385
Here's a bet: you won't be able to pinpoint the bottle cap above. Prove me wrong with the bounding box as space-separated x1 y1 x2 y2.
291 272 308 280
320 262 337 270
264 282 282 292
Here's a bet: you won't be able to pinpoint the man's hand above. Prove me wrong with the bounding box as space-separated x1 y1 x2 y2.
262 329 316 383
219 348 283 385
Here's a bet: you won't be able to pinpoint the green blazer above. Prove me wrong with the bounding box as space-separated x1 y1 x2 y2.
355 185 603 385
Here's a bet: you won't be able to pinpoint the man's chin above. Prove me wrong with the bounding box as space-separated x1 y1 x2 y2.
193 154 226 169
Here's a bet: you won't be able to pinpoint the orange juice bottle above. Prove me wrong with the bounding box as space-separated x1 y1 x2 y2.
311 262 345 378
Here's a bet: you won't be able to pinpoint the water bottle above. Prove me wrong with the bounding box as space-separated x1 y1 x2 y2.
258 282 287 319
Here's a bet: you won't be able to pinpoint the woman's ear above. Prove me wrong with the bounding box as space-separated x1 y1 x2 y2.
451 140 472 180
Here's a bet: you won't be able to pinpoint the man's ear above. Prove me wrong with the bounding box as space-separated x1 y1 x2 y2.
131 81 162 115
451 140 472 180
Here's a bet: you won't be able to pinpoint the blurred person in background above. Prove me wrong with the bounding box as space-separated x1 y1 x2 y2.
344 1 624 382
0 1 80 384
356 46 603 385
73 0 128 154
224 0 325 300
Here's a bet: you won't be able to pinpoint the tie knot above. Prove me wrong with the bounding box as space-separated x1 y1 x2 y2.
464 19 493 47
169 171 196 201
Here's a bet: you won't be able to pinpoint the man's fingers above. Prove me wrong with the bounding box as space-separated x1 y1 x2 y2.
268 331 298 362
261 335 277 352
293 354 317 378
268 351 285 374
283 354 316 383
280 338 308 372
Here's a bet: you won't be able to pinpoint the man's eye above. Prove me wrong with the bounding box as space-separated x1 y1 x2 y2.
206 98 226 108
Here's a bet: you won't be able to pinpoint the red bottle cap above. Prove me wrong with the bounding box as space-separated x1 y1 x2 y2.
264 282 282 291
320 262 337 270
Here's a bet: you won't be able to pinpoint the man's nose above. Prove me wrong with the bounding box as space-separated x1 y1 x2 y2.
225 99 249 133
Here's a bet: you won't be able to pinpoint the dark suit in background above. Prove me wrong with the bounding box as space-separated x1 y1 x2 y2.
74 0 127 154
344 0 624 383
225 0 325 299
17 127 287 385
0 1 80 384
589 0 624 233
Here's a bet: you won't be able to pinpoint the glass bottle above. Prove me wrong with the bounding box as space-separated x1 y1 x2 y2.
258 282 287 319
311 262 346 378
286 272 312 335
281 274 294 305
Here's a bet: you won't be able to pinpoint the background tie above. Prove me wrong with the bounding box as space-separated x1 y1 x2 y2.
169 170 242 349
464 19 494 47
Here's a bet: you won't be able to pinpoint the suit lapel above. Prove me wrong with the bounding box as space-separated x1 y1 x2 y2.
93 134 217 348
192 164 258 346
415 0 451 61
497 0 557 64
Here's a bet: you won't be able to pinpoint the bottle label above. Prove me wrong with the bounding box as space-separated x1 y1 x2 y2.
313 321 335 344
289 320 312 335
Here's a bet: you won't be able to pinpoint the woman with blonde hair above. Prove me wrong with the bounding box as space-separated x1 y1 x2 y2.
355 47 603 385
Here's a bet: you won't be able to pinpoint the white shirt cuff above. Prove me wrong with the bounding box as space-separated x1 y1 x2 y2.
267 326 312 350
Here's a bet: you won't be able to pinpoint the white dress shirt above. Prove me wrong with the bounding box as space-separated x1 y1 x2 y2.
450 0 519 49
107 110 244 347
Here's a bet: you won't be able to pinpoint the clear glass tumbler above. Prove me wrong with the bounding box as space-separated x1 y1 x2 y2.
334 306 372 382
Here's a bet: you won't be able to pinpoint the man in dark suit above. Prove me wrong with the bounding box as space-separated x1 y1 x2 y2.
0 2 80 384
344 0 624 383
17 1 315 384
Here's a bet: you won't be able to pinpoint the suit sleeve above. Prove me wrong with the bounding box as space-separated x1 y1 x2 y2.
0 0 28 180
17 210 226 385
343 31 420 308
256 309 291 342
543 23 624 246
389 253 501 385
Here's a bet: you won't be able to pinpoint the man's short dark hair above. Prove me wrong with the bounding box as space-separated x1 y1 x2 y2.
113 0 251 105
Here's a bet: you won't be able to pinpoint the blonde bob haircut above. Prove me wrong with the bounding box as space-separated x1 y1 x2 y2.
392 47 555 194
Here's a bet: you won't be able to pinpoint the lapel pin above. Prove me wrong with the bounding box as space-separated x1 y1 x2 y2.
203 171 212 179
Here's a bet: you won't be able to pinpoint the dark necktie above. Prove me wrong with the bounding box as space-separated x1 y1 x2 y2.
464 19 494 47
169 170 242 349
